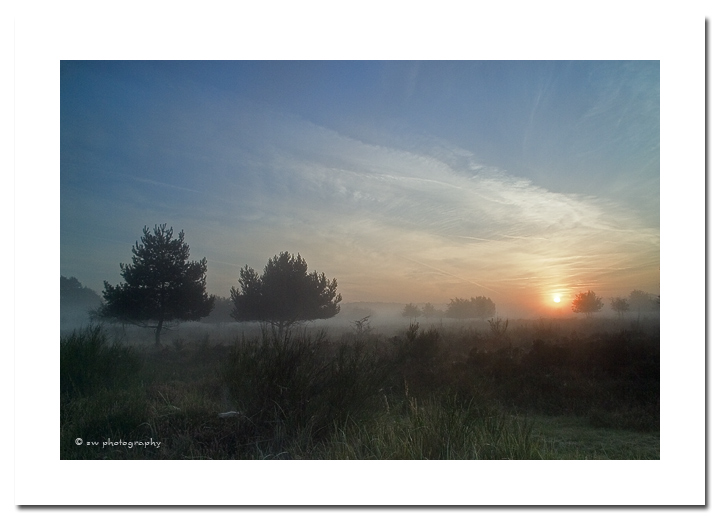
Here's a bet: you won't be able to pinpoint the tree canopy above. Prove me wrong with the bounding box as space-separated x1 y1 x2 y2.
61 276 103 309
421 303 439 319
628 290 657 314
610 297 629 319
402 303 422 319
61 276 103 329
571 290 604 318
98 224 215 347
445 296 496 319
230 252 341 335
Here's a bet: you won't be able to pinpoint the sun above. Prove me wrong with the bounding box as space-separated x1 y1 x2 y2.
553 294 562 303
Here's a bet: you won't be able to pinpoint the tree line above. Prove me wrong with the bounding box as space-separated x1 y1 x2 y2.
63 224 659 346
401 296 496 320
571 290 659 319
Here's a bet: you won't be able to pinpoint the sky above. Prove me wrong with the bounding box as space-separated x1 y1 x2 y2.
60 60 660 317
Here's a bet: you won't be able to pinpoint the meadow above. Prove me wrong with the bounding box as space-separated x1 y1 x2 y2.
60 316 660 459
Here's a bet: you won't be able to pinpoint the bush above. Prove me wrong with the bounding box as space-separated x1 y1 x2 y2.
223 330 389 449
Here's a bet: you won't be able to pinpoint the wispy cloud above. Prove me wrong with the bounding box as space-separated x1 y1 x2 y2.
61 65 659 313
124 175 205 195
164 104 657 306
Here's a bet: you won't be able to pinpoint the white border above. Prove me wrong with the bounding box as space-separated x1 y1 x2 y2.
12 0 710 509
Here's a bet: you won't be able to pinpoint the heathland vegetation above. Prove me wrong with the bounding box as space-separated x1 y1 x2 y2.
61 315 659 459
61 224 660 459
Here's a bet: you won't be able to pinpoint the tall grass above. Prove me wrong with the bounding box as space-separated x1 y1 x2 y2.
323 394 543 459
60 319 660 459
222 329 390 453
60 325 142 398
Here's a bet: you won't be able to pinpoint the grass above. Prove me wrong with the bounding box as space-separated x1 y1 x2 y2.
530 415 661 459
60 325 143 398
60 318 660 459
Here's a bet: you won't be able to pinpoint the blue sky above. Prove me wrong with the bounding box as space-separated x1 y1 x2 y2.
61 60 659 315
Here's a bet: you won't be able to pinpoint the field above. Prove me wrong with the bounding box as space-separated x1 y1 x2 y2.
60 316 660 459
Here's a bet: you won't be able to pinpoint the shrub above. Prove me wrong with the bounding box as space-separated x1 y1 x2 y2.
223 330 389 449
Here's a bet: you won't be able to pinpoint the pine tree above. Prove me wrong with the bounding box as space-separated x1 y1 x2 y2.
99 224 214 347
230 252 341 337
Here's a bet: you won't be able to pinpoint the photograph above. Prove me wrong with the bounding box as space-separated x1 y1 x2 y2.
60 60 661 461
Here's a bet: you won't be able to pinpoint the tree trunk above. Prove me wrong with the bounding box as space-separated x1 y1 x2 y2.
155 318 164 348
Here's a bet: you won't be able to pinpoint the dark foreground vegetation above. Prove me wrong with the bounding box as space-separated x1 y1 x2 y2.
61 318 660 459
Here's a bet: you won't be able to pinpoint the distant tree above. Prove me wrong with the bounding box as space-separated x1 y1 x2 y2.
571 290 604 318
61 276 103 328
610 297 629 319
230 252 341 337
445 296 496 319
629 290 657 315
61 275 103 308
402 303 422 319
98 224 215 347
421 302 438 319
61 275 82 293
341 305 374 322
201 296 235 323
471 296 496 318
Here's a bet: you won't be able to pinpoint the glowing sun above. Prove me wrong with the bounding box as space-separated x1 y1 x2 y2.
553 295 562 303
